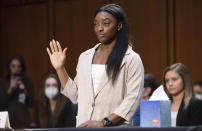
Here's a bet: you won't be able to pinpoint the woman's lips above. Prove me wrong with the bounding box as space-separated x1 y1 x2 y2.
97 34 105 38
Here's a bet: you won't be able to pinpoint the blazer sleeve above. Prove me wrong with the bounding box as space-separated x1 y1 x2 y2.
60 56 81 104
113 53 144 122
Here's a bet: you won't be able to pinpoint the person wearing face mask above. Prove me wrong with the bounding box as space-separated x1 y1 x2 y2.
0 55 34 128
35 74 77 128
193 81 202 100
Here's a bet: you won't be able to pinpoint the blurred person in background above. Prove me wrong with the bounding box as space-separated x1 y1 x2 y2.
193 81 202 100
0 55 34 128
142 74 158 100
133 73 158 126
35 74 77 128
163 63 202 126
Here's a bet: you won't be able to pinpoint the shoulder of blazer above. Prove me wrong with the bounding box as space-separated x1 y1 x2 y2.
187 98 202 112
82 43 101 56
177 98 202 126
124 47 142 66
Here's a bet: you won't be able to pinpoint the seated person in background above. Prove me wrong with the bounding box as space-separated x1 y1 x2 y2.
142 74 158 100
193 81 202 100
133 73 158 126
0 55 34 129
36 74 77 128
163 63 202 126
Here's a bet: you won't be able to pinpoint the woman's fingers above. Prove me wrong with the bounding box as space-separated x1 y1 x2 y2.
56 41 62 52
63 48 67 55
47 48 51 56
50 41 55 53
52 39 59 52
49 39 66 54
78 122 88 128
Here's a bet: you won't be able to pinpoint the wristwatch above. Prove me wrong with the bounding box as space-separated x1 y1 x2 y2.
103 117 112 126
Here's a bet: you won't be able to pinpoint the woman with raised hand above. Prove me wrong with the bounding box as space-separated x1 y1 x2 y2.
47 4 144 127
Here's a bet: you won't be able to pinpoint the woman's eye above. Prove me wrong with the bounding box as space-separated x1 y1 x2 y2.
172 78 177 81
45 84 50 87
104 23 110 26
53 84 58 87
94 23 98 27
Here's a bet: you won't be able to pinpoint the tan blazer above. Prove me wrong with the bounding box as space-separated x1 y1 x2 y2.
61 44 144 126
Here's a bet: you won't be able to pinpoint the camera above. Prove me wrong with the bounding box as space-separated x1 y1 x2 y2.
13 73 21 81
13 74 22 90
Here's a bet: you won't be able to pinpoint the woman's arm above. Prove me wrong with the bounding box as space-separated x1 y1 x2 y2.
112 54 144 123
78 113 125 127
47 40 78 103
55 67 69 90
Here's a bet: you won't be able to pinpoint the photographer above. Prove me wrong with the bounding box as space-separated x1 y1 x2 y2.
0 55 34 129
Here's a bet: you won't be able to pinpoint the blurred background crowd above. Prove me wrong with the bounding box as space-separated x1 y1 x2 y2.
0 0 202 129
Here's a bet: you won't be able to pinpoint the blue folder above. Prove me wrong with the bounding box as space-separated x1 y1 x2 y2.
140 100 171 127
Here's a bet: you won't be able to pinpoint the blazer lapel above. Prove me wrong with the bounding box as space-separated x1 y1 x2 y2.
84 44 101 99
84 49 96 101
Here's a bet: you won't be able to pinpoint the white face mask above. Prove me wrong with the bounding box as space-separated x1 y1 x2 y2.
195 94 202 100
45 87 58 99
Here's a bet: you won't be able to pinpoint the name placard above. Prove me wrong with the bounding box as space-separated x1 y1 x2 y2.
0 111 11 129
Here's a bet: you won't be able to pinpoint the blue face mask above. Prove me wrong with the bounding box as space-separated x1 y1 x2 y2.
195 94 202 100
45 87 58 99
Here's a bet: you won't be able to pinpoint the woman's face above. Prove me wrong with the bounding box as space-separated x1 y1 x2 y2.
94 11 119 44
165 70 184 96
45 77 58 89
10 59 22 75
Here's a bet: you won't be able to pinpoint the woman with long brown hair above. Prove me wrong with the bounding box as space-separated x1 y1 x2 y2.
0 55 34 128
36 74 77 128
163 63 202 126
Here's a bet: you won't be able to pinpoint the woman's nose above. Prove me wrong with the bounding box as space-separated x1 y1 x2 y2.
168 81 173 86
98 25 104 32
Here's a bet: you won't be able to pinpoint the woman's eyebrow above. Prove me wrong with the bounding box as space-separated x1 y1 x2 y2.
102 18 110 21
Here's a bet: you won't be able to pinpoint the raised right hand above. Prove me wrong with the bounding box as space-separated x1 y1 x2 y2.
47 40 67 70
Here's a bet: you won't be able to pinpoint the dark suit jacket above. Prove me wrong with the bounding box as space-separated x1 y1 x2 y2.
177 98 202 126
0 75 34 129
57 101 77 127
36 99 77 128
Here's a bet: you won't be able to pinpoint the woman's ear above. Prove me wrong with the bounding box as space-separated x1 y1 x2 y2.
117 23 123 31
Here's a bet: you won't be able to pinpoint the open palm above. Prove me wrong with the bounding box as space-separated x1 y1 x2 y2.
47 40 67 70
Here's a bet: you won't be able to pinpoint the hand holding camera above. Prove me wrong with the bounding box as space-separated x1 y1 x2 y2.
8 74 26 94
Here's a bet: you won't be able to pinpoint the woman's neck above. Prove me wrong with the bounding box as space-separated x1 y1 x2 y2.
99 38 117 53
49 99 56 114
171 90 184 112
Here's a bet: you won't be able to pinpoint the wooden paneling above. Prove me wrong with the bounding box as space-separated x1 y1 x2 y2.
175 0 202 82
0 3 49 97
55 0 107 78
0 0 202 108
111 0 169 83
